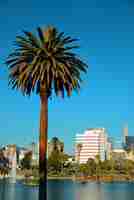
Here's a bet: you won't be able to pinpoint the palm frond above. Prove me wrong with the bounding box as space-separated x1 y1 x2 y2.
37 27 45 45
6 26 88 97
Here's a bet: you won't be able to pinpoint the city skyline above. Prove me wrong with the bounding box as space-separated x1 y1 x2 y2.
0 0 133 154
0 124 133 155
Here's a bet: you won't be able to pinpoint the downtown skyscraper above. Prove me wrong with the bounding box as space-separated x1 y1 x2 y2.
75 128 109 164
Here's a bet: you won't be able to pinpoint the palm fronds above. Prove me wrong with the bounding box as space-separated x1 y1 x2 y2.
6 26 88 97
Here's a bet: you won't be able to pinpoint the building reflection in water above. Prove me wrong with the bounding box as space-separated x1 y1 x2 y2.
75 182 134 200
8 182 16 200
0 179 16 200
0 179 6 200
0 180 133 200
75 182 105 200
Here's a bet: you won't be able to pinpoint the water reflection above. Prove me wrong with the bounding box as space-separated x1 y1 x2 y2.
75 182 105 200
0 179 16 200
74 182 134 200
19 183 38 200
8 182 16 200
0 180 134 200
48 180 76 200
48 180 65 200
100 182 134 200
0 179 6 200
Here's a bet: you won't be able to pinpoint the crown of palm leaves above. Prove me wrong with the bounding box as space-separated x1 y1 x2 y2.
6 26 88 97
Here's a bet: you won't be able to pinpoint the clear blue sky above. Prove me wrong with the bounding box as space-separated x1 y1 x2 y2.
0 0 133 154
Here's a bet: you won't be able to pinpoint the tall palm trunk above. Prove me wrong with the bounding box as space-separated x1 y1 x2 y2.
39 89 48 200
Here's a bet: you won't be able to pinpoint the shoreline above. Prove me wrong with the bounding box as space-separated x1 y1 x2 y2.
47 176 73 180
1 175 134 183
48 175 134 182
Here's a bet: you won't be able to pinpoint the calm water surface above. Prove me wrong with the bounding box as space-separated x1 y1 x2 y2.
0 180 134 200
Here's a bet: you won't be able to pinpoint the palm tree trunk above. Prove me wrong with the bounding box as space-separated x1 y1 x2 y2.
39 89 48 200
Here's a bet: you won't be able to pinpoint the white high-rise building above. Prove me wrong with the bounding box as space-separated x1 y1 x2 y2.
75 128 108 163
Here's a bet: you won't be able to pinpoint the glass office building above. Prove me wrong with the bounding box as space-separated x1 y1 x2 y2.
110 137 123 150
125 136 134 150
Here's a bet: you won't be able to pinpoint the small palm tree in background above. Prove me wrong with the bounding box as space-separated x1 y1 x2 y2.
76 143 83 163
6 25 88 200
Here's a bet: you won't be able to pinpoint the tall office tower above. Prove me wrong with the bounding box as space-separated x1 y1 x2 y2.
75 128 108 164
123 124 128 145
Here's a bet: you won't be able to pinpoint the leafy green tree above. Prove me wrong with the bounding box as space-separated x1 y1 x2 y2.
48 148 69 175
100 160 113 175
79 163 89 177
21 151 32 170
95 155 101 178
87 158 97 176
122 159 134 176
6 26 88 200
76 143 82 163
48 150 62 174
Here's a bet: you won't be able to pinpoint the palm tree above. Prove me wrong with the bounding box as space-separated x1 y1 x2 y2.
95 154 101 181
5 25 88 200
76 143 83 163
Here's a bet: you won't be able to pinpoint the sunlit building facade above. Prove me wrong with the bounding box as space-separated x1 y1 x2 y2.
75 128 108 163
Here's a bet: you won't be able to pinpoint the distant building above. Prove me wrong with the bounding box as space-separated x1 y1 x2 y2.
3 144 17 178
17 147 30 167
111 137 123 150
29 142 39 166
126 151 134 161
0 149 9 171
48 137 64 157
75 128 108 164
111 149 127 161
106 139 112 160
125 136 134 150
122 124 134 151
123 124 128 145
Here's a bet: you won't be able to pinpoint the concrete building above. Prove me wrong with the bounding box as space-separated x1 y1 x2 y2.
75 128 108 164
111 149 127 161
3 145 17 165
126 151 134 161
2 145 17 180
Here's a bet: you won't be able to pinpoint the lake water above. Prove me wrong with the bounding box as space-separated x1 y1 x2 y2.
0 180 134 200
